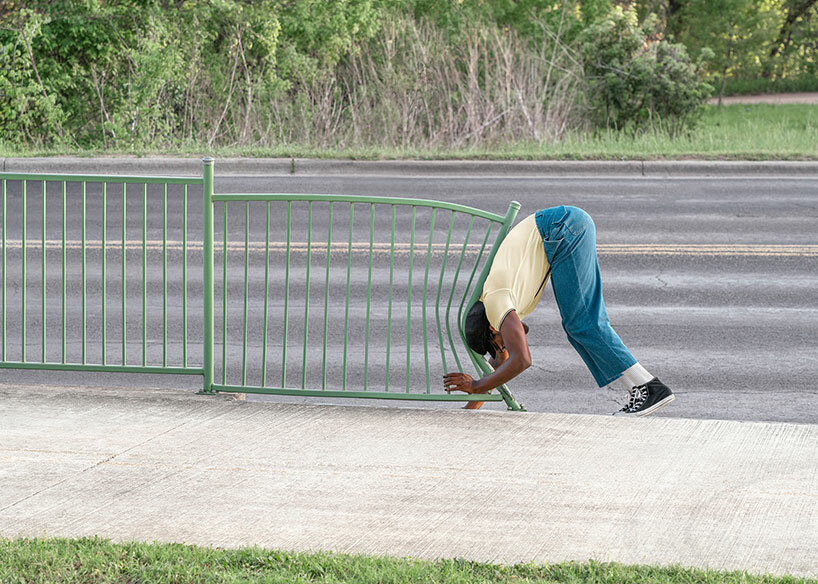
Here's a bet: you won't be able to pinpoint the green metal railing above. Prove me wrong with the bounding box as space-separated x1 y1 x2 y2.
0 159 522 410
0 171 204 376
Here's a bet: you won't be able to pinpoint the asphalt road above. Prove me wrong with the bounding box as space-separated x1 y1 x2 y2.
1 172 816 423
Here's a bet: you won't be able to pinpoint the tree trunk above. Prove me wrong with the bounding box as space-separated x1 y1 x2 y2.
718 68 728 107
718 34 734 107
666 0 684 39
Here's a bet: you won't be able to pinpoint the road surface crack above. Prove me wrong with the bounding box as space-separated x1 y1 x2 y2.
655 273 669 289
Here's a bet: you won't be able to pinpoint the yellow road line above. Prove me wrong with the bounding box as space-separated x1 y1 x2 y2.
597 244 818 257
2 241 817 257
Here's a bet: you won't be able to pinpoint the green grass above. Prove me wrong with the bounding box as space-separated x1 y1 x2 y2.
1 537 813 584
1 104 816 161
723 75 818 96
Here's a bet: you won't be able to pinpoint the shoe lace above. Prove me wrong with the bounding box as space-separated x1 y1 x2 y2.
620 384 648 413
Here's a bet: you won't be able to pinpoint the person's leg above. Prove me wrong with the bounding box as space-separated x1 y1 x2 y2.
535 206 674 415
618 362 653 390
535 206 639 387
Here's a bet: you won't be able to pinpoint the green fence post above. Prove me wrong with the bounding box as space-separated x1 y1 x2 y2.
201 158 216 394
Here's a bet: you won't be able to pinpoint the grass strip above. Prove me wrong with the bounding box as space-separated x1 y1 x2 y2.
1 104 816 162
723 76 818 96
0 537 813 584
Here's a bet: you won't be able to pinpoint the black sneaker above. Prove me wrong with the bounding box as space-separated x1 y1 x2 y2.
617 378 675 416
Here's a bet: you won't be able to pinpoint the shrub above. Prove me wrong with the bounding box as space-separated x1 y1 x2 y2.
322 13 585 148
580 7 712 135
0 9 66 146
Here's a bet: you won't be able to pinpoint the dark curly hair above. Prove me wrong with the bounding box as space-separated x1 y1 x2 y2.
464 301 496 358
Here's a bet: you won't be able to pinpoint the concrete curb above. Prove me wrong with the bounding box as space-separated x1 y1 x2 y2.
3 157 818 177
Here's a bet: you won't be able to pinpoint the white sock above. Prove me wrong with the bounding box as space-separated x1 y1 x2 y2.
618 362 654 391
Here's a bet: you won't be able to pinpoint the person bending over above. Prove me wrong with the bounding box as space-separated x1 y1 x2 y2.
443 205 675 416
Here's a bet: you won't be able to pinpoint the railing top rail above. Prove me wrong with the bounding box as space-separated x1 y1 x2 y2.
0 172 204 185
213 193 520 223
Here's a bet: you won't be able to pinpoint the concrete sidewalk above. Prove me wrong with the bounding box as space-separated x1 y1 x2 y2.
1 383 815 578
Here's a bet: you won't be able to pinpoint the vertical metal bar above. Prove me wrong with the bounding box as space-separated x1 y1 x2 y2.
458 224 493 328
300 202 313 389
384 205 396 391
241 202 250 386
202 158 215 392
321 202 333 389
121 183 127 365
162 183 168 367
221 202 227 385
102 183 107 365
281 200 292 388
141 184 147 366
182 184 188 368
454 222 495 392
62 182 67 363
21 180 26 362
362 204 375 391
341 203 354 390
41 181 46 363
1 180 5 361
261 202 270 386
405 206 417 393
435 212 456 373
445 217 474 372
420 209 437 393
81 182 87 364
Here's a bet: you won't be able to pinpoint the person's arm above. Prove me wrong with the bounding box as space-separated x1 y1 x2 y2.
443 310 531 395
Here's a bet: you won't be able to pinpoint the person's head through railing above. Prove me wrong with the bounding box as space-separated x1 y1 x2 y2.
464 301 528 370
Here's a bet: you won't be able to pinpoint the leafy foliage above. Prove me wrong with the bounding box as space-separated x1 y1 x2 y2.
0 8 66 145
0 0 383 148
0 0 813 150
650 0 818 99
580 7 712 134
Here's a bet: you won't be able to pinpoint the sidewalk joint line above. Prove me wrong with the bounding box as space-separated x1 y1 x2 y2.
0 412 206 514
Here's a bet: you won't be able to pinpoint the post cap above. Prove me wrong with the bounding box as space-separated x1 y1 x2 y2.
202 157 215 165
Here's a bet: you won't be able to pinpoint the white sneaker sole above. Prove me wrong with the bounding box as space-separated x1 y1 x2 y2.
635 394 676 417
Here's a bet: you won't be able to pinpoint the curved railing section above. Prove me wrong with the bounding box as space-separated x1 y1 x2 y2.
209 191 522 409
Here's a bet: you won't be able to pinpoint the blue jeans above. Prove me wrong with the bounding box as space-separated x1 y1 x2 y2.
535 206 636 387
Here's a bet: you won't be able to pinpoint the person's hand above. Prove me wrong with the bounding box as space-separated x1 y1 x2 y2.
444 372 489 410
443 372 484 394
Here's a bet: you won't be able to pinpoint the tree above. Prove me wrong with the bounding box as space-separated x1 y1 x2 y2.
674 0 773 104
764 0 818 78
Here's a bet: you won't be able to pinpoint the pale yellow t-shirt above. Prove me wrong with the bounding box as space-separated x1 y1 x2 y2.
481 213 550 330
